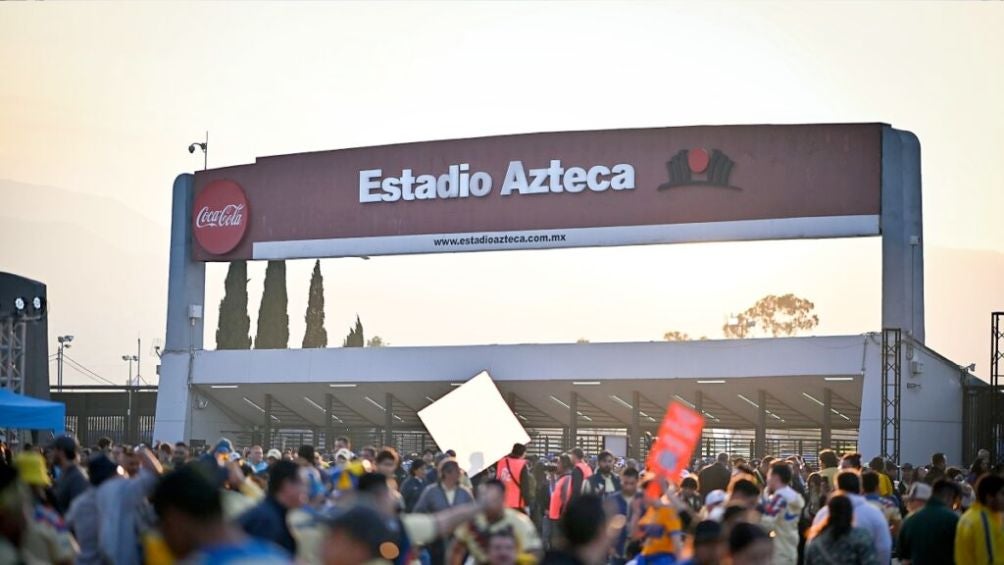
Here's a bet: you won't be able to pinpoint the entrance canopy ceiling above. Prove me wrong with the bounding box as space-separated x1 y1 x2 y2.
182 336 868 431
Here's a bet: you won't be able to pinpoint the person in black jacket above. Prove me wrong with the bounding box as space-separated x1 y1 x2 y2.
584 451 621 496
400 458 427 513
50 435 89 514
697 453 732 499
237 460 305 555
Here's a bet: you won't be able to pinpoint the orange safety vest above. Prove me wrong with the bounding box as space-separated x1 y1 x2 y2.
497 456 528 508
549 474 572 520
576 461 593 480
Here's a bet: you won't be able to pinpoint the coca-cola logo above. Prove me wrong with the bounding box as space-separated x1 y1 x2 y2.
192 179 250 255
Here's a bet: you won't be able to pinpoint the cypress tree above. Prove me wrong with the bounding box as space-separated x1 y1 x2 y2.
302 259 328 348
254 260 289 349
215 261 252 350
342 315 365 347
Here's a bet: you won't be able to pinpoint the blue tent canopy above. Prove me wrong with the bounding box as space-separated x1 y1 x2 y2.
0 389 65 434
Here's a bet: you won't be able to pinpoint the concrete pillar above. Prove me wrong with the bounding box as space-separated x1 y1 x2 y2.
264 394 273 450
153 174 206 443
569 392 578 451
822 388 833 449
630 390 641 460
384 393 394 448
755 390 767 459
881 127 925 342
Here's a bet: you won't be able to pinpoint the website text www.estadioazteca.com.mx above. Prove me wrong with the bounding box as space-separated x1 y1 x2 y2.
432 232 568 248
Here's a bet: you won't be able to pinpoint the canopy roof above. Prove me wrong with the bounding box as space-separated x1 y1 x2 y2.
0 390 65 433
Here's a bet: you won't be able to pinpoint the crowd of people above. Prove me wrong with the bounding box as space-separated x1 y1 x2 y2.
0 435 1000 565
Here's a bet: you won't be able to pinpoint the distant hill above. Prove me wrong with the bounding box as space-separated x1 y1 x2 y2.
0 179 169 384
926 246 1004 381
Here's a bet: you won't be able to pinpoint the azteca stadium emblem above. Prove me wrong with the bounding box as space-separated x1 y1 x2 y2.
658 148 740 191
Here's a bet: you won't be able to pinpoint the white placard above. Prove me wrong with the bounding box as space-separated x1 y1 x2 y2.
603 435 628 458
417 371 530 477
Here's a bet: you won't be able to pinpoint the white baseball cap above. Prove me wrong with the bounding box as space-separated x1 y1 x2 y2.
705 489 727 506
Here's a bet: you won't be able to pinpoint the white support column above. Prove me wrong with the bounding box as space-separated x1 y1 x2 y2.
153 174 206 443
881 127 925 342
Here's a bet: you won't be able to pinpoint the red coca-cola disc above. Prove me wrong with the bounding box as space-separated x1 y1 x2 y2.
192 179 250 255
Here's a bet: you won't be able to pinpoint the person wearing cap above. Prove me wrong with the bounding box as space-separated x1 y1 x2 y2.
320 504 395 565
213 437 235 464
14 451 79 564
334 448 353 465
898 478 960 565
702 489 727 522
50 435 89 514
65 453 119 565
905 482 932 515
267 448 283 465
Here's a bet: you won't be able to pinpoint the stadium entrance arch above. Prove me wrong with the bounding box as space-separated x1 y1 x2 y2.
154 123 967 466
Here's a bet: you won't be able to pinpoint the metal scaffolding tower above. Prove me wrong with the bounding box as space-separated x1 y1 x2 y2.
992 312 1003 460
881 328 902 463
0 317 27 393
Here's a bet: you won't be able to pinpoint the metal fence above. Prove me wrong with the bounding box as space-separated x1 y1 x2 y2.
962 384 1000 464
52 388 157 447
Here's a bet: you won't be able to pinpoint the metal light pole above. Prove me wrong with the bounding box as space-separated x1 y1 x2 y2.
188 131 208 170
56 335 73 391
122 354 138 444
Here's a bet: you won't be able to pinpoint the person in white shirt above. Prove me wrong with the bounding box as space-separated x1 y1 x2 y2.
760 461 805 565
811 471 892 564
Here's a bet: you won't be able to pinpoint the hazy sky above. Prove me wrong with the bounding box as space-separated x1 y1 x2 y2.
1 2 1002 385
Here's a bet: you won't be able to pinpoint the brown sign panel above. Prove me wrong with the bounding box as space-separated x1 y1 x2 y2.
191 124 882 261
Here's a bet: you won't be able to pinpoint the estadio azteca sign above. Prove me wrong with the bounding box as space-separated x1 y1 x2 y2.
192 179 249 255
191 124 882 261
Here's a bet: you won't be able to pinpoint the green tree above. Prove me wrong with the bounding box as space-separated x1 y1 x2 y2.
254 261 289 349
302 260 328 348
343 315 364 347
662 331 691 341
215 261 252 350
722 293 819 338
366 335 387 347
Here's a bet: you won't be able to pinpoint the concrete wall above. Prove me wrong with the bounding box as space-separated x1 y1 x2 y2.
186 390 247 446
901 340 964 466
858 333 964 466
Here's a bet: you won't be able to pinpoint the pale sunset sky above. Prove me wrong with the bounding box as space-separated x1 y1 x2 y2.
1 2 1002 385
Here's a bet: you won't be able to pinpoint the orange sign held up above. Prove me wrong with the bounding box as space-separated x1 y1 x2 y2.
645 402 704 491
